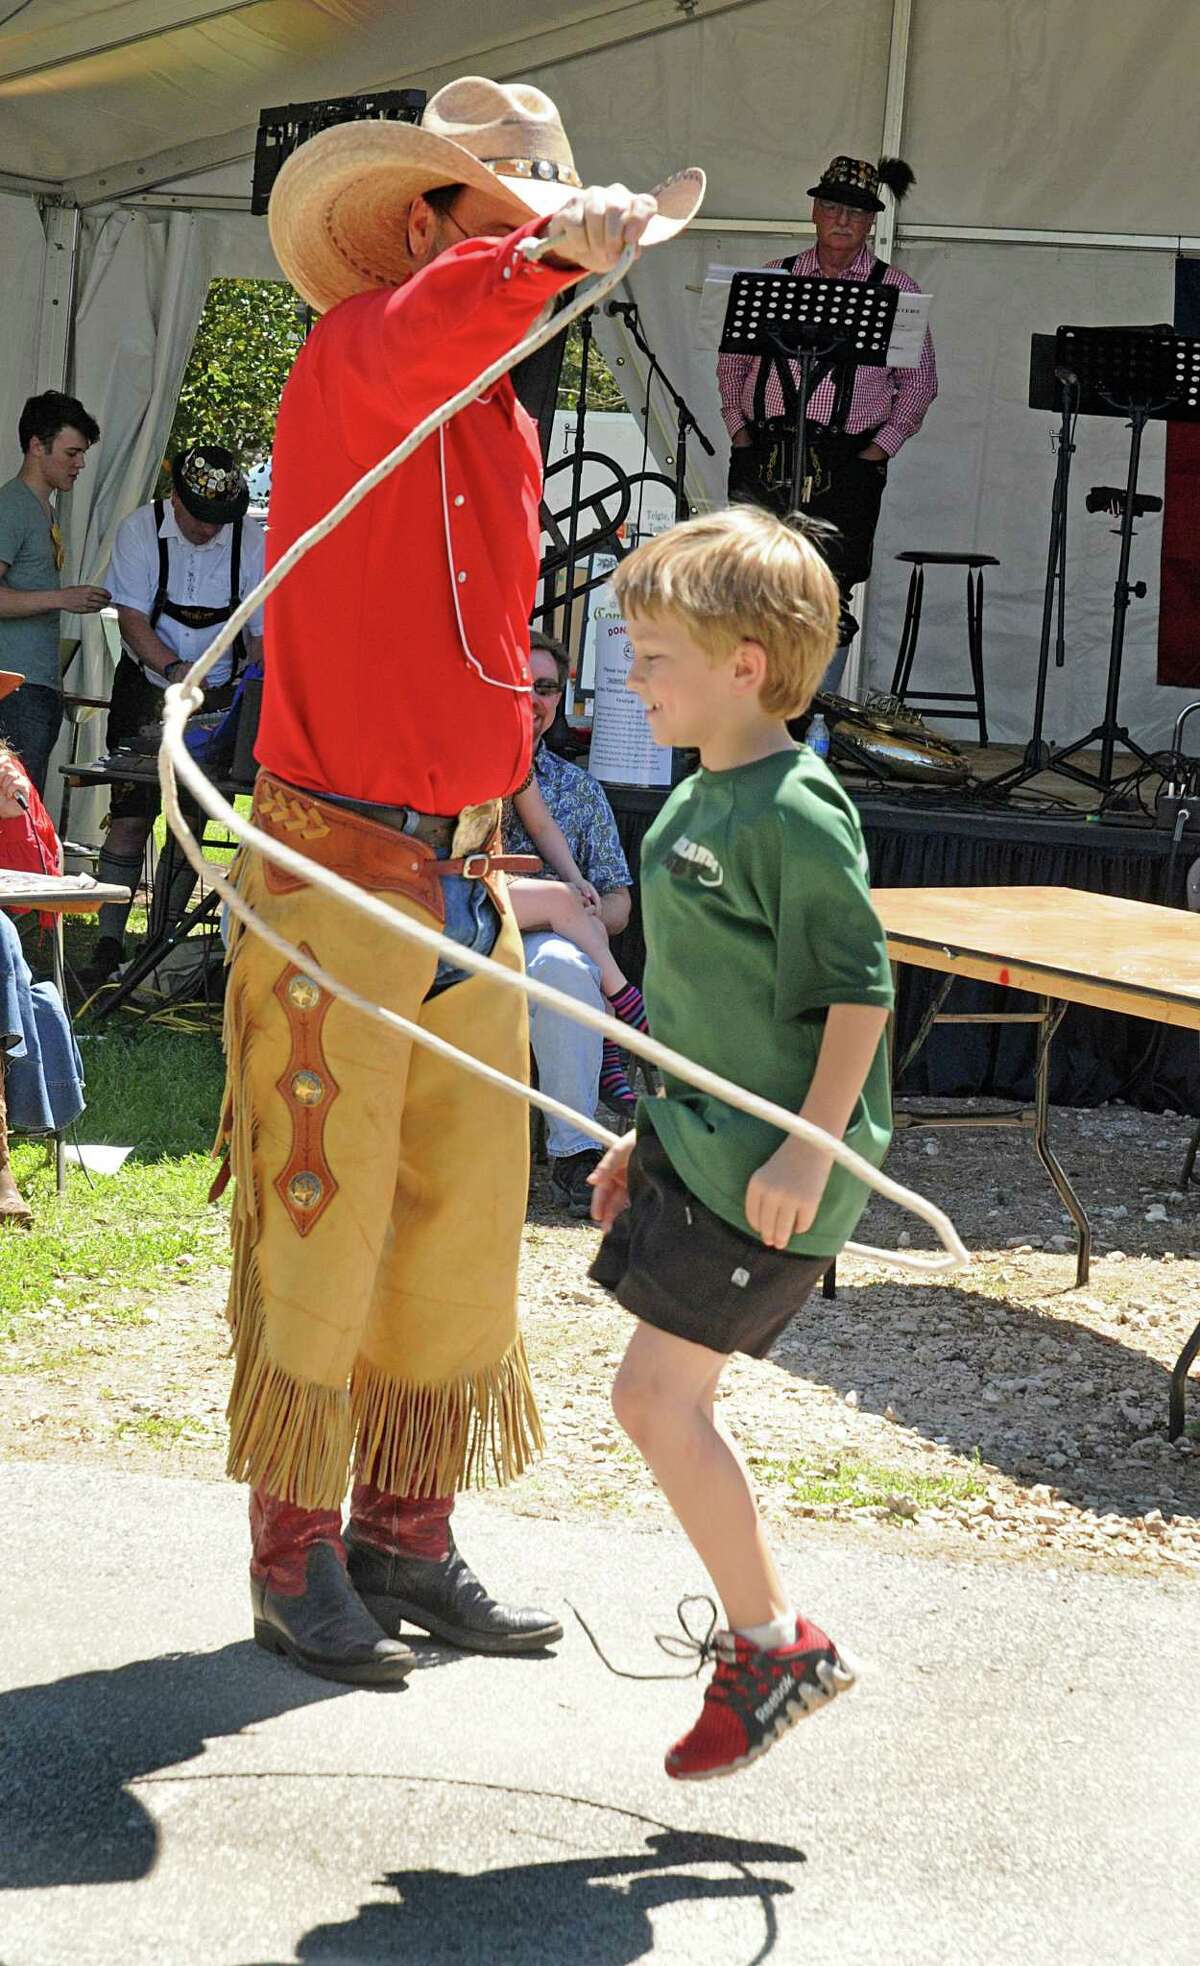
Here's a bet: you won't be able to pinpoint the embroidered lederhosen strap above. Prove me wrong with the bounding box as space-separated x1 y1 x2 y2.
825 257 887 433
149 499 248 678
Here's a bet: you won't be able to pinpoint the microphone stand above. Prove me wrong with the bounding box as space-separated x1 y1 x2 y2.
1027 372 1077 771
606 299 716 519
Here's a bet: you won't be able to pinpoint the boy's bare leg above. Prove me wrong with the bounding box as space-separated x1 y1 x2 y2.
612 1319 788 1630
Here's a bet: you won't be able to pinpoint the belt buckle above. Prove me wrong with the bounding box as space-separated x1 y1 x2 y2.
461 851 491 880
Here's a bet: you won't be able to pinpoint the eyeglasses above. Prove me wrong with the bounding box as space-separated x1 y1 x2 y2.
532 679 564 698
814 199 872 221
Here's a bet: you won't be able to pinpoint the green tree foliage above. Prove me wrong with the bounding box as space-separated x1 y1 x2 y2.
556 319 627 413
164 278 306 479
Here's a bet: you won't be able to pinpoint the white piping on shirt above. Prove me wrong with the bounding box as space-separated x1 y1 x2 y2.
438 422 534 696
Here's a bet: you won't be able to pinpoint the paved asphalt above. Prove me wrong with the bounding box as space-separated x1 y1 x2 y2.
0 1460 1196 1966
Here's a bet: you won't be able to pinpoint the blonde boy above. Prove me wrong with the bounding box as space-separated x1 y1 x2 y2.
589 505 893 1780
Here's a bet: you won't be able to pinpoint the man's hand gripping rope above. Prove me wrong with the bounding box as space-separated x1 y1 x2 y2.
156 235 968 1278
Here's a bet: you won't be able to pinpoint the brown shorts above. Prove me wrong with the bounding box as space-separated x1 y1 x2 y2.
590 1132 833 1359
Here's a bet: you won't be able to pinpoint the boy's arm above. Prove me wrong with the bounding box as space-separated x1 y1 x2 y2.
745 1002 890 1250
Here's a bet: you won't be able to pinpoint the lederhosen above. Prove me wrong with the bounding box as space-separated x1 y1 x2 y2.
107 502 246 818
727 258 891 643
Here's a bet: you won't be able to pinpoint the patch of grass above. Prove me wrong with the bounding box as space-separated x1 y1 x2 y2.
114 1412 205 1446
746 1450 984 1511
0 1026 228 1338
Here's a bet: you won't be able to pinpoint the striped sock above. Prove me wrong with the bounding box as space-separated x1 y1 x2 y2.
606 980 649 1034
599 1040 635 1108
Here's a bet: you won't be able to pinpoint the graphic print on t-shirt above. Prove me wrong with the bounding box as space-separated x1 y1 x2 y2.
664 833 724 888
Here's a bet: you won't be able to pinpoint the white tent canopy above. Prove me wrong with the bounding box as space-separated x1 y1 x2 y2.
3 0 1200 770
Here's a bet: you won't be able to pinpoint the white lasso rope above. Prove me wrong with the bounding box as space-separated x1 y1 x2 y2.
158 237 967 1276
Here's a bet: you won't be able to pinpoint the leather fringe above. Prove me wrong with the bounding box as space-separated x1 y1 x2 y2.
218 925 543 1508
350 1339 545 1500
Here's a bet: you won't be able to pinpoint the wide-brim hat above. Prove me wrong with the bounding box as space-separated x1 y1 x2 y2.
172 446 249 524
269 75 706 315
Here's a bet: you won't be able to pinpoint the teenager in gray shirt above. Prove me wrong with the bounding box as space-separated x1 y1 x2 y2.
0 391 107 794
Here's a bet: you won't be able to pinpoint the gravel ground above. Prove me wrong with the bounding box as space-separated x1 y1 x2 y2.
2 1101 1197 1577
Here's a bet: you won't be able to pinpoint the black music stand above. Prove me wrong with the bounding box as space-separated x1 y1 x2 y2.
719 270 900 509
997 324 1200 799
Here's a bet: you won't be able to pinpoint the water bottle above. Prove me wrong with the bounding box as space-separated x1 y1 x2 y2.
806 711 830 761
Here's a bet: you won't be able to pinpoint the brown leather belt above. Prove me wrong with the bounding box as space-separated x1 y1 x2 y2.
251 771 541 926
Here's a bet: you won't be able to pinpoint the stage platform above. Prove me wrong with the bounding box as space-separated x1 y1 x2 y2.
606 743 1200 1115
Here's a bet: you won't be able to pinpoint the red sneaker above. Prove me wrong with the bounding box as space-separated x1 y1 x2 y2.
665 1614 855 1781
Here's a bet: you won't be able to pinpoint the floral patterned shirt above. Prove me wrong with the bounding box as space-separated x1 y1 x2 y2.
502 743 631 894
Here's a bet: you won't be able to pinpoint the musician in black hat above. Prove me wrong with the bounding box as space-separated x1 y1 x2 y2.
86 445 265 983
717 155 937 686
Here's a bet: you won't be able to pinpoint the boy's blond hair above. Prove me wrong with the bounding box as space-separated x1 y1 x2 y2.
610 505 839 717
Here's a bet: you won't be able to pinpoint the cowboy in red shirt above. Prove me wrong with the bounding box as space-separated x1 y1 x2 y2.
217 77 701 1685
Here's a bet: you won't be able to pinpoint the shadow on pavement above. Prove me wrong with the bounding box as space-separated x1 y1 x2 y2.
0 1640 359 1888
278 1828 805 1966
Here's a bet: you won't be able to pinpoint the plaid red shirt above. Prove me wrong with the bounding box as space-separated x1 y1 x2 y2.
716 244 937 459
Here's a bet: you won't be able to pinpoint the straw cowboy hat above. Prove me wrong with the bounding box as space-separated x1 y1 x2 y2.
269 75 705 314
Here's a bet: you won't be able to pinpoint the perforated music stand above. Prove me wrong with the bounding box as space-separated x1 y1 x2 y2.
999 325 1200 799
720 271 900 508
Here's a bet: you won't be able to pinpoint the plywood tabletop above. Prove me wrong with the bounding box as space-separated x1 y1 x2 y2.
873 885 1200 1030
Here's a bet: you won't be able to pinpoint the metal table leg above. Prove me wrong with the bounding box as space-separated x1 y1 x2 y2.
1031 997 1091 1286
1169 1321 1200 1441
51 916 67 1195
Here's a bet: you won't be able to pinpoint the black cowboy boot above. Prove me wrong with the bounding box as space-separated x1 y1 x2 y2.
346 1486 563 1656
250 1489 414 1687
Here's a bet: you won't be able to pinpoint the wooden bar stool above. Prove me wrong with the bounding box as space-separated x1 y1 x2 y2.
888 551 998 745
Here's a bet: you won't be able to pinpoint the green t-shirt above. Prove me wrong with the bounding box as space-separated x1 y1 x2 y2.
0 477 62 689
637 746 894 1257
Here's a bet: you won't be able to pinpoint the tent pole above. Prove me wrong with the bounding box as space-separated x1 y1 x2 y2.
874 0 913 268
850 0 913 704
33 201 81 394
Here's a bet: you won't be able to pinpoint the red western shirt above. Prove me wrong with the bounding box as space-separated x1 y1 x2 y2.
257 219 577 811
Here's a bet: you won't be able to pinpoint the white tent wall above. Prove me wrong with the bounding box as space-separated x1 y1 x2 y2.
0 192 48 458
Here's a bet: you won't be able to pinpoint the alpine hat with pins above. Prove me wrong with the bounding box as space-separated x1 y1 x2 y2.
268 75 706 315
807 154 916 214
171 445 249 524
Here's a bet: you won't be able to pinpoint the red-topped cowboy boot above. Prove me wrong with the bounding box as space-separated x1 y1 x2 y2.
249 1487 414 1687
346 1484 563 1656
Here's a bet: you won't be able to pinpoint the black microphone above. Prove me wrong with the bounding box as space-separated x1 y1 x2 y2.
604 300 638 320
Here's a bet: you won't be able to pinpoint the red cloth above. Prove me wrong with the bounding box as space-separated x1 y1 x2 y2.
0 760 62 932
257 219 578 812
1158 423 1200 687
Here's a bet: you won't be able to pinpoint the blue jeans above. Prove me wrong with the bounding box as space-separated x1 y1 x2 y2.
427 866 500 996
522 930 603 1159
0 684 62 798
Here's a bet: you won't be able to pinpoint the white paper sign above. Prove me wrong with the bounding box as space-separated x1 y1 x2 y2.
701 263 931 369
587 616 673 789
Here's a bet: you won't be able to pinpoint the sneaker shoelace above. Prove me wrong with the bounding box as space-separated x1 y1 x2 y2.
569 1594 725 1681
